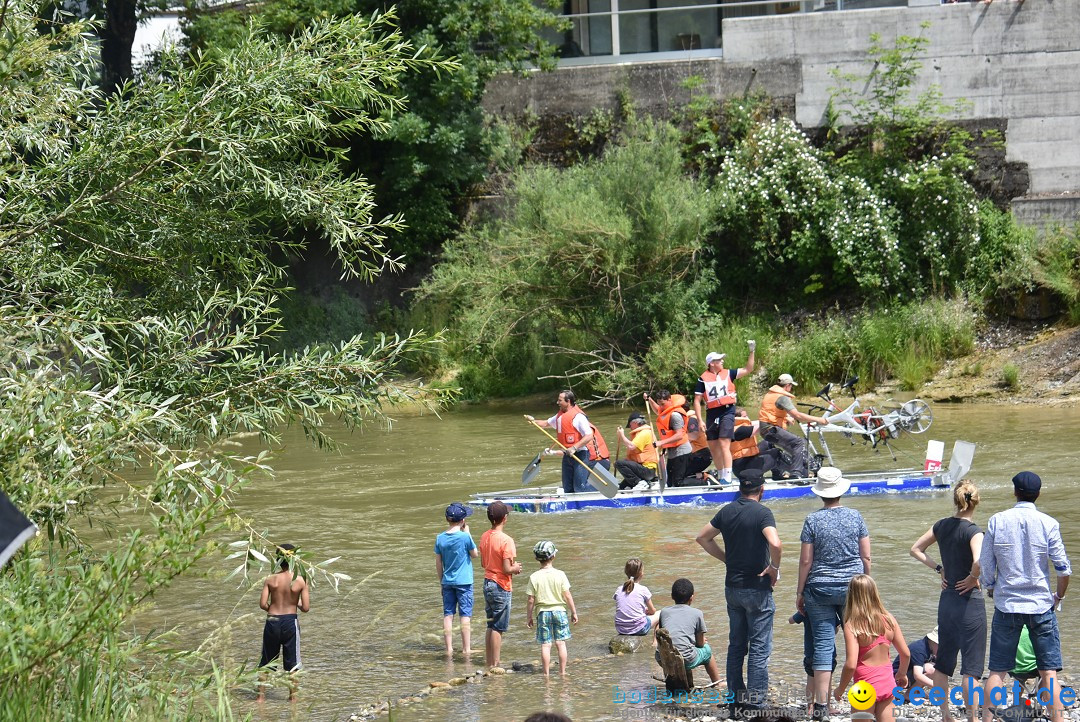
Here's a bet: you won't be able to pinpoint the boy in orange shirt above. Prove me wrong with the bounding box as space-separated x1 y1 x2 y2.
478 500 523 670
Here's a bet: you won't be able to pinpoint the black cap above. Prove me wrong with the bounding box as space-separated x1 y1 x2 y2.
627 412 646 426
1012 471 1042 494
738 467 766 489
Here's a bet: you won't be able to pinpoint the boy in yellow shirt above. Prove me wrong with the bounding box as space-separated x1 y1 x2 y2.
526 541 578 676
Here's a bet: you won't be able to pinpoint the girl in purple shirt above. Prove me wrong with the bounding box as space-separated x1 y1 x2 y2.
613 558 661 635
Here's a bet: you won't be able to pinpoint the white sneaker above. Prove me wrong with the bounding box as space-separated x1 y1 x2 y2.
633 480 651 490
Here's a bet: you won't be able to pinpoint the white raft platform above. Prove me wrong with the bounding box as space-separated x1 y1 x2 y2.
470 441 974 514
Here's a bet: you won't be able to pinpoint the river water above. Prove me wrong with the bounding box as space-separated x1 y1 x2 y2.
139 399 1080 721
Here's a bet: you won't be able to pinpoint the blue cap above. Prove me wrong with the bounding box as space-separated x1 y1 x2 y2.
445 502 473 522
1012 471 1042 494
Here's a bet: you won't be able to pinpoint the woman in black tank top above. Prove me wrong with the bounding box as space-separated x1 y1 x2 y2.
910 480 987 722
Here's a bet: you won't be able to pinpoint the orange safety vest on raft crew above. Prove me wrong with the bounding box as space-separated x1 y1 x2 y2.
687 414 709 453
699 370 737 408
730 417 760 460
556 407 610 461
655 398 688 449
626 426 659 467
758 385 796 427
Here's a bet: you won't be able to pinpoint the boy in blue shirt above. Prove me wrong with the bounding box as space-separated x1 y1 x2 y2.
435 502 479 657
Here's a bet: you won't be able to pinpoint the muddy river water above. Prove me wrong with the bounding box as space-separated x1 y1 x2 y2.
138 400 1080 721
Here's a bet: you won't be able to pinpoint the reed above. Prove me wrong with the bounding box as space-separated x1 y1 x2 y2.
769 299 975 391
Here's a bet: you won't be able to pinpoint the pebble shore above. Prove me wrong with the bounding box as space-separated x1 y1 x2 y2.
348 663 1078 721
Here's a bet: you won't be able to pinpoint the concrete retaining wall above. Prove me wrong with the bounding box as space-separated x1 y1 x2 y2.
482 1 1080 226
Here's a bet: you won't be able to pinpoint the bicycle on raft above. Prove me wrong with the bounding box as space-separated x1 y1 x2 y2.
796 375 933 473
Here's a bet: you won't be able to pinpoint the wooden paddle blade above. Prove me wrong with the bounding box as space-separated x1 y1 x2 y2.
521 451 543 486
586 462 619 499
658 451 667 494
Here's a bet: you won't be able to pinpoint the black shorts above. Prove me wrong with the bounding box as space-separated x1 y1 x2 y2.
260 613 301 671
705 406 736 440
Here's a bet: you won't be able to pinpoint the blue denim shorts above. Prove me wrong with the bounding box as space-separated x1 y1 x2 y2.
484 579 512 633
535 609 571 644
441 583 474 617
988 609 1062 672
803 584 846 672
628 616 653 636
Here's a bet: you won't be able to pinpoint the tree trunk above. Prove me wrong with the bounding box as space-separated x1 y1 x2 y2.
101 0 138 94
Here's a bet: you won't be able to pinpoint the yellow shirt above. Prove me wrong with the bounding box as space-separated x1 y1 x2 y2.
526 566 571 614
631 427 659 470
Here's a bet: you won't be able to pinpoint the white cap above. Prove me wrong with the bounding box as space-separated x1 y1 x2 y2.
778 373 798 386
705 352 725 365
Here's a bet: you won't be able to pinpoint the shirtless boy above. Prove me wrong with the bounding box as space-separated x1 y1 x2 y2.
257 543 310 702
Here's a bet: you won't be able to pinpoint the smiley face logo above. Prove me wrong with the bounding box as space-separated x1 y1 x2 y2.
848 680 877 710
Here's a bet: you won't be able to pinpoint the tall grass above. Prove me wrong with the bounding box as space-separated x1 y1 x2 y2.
1001 362 1020 390
1032 227 1080 324
768 299 976 391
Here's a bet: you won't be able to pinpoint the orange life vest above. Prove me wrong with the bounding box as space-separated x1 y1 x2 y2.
699 370 736 408
656 399 688 449
687 413 709 453
557 406 609 461
758 385 796 427
626 426 659 467
731 417 760 460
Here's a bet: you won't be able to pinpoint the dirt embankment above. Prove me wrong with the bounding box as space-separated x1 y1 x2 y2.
917 322 1080 405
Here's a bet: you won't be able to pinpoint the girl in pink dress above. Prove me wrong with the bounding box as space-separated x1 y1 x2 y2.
833 575 911 722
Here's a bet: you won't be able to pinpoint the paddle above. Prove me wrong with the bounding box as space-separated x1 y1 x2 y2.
643 395 667 494
523 416 619 499
521 449 544 486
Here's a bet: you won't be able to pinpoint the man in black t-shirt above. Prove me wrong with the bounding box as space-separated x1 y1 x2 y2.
695 468 782 709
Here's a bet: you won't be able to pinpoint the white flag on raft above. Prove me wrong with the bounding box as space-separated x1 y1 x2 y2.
924 439 945 472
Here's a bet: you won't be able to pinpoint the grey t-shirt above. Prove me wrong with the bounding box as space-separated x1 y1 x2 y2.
800 506 869 586
659 604 707 662
667 412 692 458
776 395 797 413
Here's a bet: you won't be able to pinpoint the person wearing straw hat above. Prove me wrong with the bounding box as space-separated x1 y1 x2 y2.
758 373 828 480
796 467 871 722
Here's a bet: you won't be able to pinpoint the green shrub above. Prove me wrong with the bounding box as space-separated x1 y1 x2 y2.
711 118 902 301
276 287 374 351
1031 226 1080 323
1001 362 1020 390
964 201 1037 304
419 120 714 400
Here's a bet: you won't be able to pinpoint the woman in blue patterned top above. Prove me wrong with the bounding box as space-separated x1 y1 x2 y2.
796 467 872 721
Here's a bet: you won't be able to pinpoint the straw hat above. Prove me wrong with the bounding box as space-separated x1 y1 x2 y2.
811 467 851 498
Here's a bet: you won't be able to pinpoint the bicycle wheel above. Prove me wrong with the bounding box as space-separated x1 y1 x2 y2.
900 399 933 433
